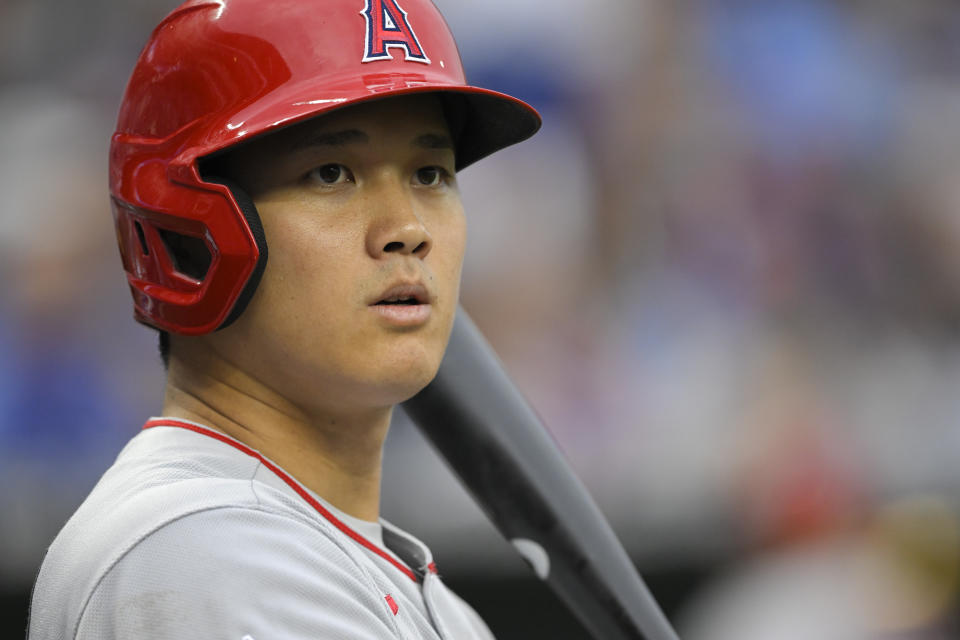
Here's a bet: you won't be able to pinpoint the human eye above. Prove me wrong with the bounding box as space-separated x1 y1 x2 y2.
413 166 450 187
304 163 354 186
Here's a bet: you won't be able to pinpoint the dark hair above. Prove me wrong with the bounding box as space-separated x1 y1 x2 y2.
159 330 171 369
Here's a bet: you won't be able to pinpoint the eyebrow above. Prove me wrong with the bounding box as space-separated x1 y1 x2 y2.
413 133 454 150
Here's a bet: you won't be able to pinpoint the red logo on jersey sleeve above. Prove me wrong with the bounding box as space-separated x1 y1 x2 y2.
385 594 400 615
361 0 430 64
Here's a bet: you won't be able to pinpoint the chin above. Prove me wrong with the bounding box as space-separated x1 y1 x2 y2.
367 344 444 405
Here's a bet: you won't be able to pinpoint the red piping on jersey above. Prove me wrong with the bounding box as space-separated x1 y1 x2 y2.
143 418 418 583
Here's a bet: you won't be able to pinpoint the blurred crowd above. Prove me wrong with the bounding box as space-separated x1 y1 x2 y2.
2 0 959 637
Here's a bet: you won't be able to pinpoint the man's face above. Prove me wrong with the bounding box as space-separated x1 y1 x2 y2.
203 95 466 414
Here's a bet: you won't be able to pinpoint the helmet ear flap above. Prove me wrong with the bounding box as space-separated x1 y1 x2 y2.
203 176 269 330
157 229 212 281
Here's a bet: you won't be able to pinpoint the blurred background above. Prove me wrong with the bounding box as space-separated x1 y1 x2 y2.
3 0 960 637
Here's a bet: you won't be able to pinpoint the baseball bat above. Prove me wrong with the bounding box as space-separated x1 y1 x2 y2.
402 307 680 640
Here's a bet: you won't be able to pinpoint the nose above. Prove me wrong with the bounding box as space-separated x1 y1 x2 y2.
365 190 433 260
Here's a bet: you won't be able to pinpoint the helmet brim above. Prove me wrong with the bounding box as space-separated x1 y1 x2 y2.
199 81 541 172
438 87 543 170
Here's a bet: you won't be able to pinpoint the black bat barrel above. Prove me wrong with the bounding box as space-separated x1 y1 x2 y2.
403 307 680 640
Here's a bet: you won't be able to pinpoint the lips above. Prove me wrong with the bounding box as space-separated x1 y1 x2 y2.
369 282 432 327
371 283 430 306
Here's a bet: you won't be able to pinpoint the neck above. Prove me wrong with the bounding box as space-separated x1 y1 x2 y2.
161 343 392 522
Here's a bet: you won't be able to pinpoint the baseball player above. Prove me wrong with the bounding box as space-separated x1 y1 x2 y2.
28 1 539 638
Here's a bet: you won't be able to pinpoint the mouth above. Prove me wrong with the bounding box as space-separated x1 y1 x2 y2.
371 283 430 307
369 282 432 327
375 297 422 306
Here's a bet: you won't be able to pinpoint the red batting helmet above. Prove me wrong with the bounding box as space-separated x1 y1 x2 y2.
110 0 540 335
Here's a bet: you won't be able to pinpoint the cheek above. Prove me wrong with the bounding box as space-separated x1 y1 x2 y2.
251 203 365 335
431 208 467 289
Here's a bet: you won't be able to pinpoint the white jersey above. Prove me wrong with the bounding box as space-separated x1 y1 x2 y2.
29 418 495 640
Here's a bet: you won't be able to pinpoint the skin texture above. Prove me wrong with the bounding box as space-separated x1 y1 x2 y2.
162 95 466 520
